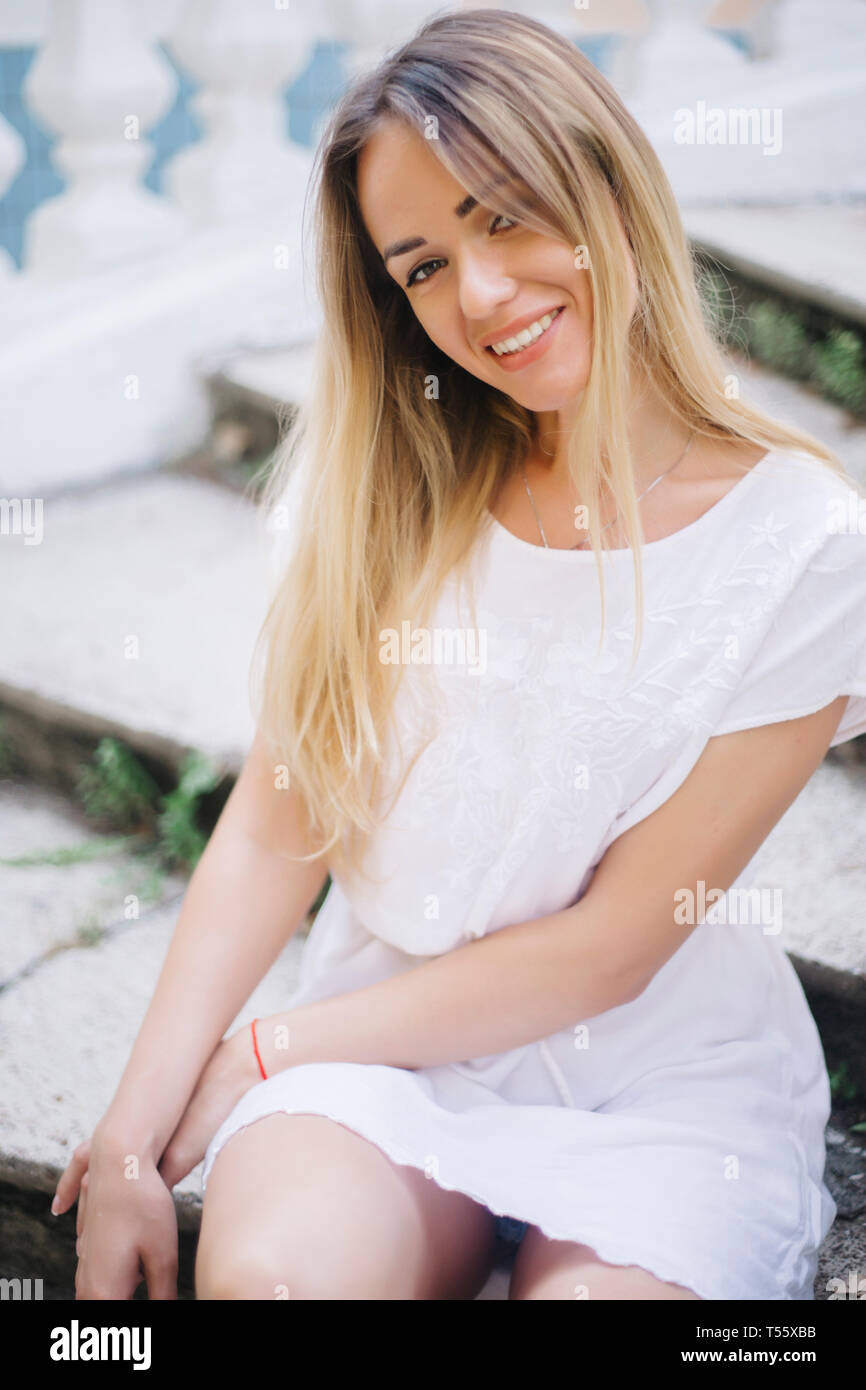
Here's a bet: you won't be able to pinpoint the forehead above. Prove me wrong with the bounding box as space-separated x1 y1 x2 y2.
356 121 474 255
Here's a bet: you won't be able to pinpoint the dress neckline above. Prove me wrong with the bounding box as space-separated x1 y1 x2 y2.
484 448 776 560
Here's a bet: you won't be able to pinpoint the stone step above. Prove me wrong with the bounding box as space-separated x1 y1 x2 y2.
206 339 318 418
0 782 188 992
626 3 866 210
0 472 274 781
682 205 866 331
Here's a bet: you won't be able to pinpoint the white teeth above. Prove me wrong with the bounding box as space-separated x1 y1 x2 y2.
490 307 562 356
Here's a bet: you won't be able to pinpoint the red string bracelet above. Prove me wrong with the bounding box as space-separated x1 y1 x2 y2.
251 1017 268 1080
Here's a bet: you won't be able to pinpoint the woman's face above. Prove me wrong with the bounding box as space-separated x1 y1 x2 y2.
357 120 635 417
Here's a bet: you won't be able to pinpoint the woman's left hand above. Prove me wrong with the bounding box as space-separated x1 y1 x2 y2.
157 1028 260 1190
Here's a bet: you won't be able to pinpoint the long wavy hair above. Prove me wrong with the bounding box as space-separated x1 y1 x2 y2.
249 7 857 883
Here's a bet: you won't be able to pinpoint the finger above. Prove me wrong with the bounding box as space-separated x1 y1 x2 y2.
143 1244 179 1302
75 1249 138 1302
76 1172 89 1255
53 1139 91 1214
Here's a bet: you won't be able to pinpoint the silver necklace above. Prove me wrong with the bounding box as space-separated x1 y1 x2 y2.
520 431 696 550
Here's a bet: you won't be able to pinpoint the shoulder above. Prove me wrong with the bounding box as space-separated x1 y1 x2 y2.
754 449 866 565
738 447 866 602
741 444 859 509
654 437 856 555
712 442 863 551
687 435 855 498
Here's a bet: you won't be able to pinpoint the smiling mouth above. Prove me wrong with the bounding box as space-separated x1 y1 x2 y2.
485 305 565 357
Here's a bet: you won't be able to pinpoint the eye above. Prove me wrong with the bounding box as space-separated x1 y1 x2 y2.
405 212 519 288
405 257 446 289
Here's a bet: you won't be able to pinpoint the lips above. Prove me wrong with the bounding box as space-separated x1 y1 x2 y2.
483 305 566 371
480 304 565 352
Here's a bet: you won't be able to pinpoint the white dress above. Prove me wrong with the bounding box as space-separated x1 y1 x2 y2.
202 448 866 1301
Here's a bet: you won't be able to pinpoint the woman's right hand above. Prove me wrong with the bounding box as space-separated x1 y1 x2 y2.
53 1129 179 1300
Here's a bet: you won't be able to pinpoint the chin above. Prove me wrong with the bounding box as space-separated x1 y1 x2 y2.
507 370 589 414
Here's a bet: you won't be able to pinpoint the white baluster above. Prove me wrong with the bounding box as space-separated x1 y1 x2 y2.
706 0 781 61
0 111 26 279
20 0 183 278
510 1 591 40
162 0 320 227
303 0 348 152
337 0 438 82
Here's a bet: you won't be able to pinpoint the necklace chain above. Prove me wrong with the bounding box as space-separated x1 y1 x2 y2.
520 431 696 550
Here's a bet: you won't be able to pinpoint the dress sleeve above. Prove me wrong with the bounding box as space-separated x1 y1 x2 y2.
711 525 866 747
592 480 866 863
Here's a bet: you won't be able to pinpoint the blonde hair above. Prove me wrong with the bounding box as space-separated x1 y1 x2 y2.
250 7 857 882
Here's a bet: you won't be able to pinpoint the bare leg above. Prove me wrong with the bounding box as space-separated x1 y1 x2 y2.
509 1228 702 1300
195 1112 499 1300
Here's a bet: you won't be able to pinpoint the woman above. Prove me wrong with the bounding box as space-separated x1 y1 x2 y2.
53 9 866 1301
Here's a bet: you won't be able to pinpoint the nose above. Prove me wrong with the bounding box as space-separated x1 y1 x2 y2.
455 245 519 330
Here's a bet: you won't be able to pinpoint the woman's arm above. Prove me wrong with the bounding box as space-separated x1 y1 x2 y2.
248 695 849 1077
96 728 329 1159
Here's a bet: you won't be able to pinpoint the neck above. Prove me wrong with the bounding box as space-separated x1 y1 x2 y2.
530 374 691 491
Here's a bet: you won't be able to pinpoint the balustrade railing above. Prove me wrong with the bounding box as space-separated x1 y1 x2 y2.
0 0 791 493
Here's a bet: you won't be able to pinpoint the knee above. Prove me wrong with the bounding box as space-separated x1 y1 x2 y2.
195 1228 419 1301
195 1244 293 1301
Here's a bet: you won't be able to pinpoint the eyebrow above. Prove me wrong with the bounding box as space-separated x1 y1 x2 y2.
381 173 510 265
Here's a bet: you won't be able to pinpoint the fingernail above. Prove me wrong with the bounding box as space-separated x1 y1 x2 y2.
50 1197 60 1215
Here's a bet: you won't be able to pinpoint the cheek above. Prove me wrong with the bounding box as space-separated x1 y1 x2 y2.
412 305 457 358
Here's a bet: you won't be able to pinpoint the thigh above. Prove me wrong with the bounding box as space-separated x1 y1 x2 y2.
196 1112 499 1300
508 1227 702 1301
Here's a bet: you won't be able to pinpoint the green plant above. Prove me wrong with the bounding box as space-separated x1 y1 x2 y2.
0 835 132 868
829 1060 860 1106
745 302 813 380
76 738 162 833
694 253 866 421
156 750 223 871
75 738 223 874
812 328 866 413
